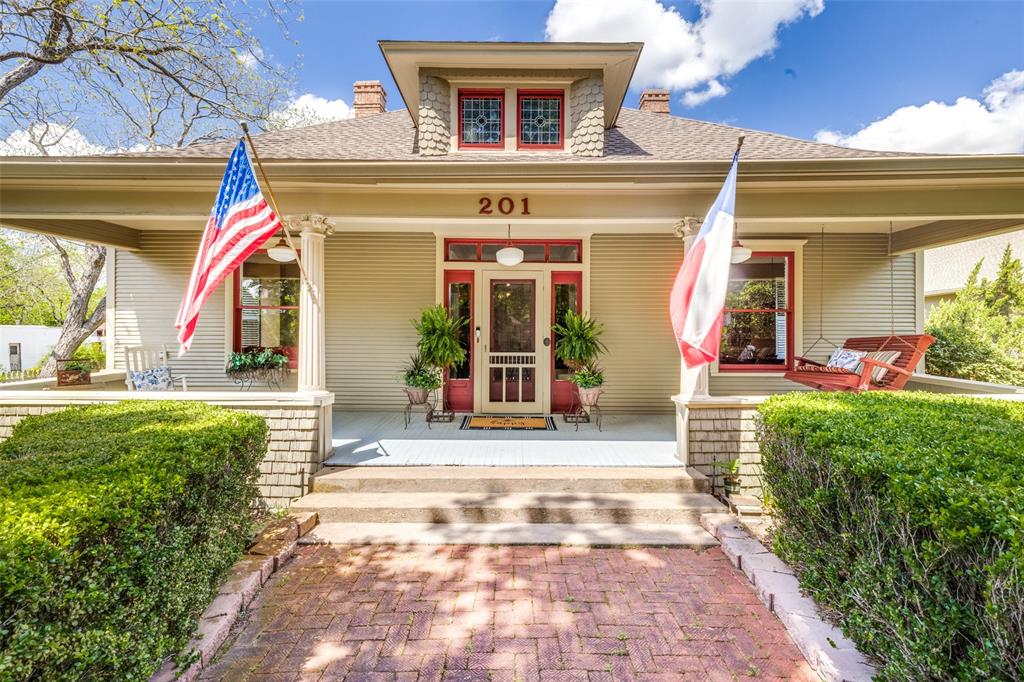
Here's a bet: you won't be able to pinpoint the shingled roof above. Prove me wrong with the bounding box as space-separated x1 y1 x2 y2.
121 107 918 162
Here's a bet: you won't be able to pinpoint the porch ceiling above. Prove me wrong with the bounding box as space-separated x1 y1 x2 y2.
890 218 1024 254
0 217 141 250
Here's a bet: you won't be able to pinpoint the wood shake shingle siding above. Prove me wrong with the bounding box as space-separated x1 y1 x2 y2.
323 233 435 409
113 231 233 388
591 234 682 413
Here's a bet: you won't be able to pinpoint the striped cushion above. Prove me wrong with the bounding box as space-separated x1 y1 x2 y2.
861 350 902 383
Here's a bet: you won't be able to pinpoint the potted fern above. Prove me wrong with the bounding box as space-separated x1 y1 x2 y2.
553 311 608 407
411 304 467 414
402 353 442 405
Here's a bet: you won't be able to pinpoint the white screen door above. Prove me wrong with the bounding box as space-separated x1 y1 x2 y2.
481 271 547 413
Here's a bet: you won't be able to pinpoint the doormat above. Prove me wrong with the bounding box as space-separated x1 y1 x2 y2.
460 415 557 431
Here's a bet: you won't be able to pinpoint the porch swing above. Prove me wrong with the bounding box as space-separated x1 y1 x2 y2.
783 223 934 393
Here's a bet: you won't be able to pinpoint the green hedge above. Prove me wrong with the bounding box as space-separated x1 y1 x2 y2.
758 392 1024 681
0 401 268 680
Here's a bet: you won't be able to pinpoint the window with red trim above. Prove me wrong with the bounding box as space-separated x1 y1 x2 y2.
719 252 794 371
458 89 504 149
233 251 299 369
517 90 564 149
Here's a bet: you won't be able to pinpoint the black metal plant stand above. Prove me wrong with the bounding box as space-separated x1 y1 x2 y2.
425 386 455 424
562 392 602 432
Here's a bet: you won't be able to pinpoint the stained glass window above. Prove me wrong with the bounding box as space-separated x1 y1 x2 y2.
519 93 562 147
459 92 503 147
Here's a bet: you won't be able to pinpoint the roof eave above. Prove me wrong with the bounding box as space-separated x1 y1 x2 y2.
2 154 1023 185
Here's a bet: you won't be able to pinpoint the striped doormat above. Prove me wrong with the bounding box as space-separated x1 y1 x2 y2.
460 415 557 431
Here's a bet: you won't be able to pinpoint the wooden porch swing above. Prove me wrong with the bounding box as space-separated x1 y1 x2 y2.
784 223 934 393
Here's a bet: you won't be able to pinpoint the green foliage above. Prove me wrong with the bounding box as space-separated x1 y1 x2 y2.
0 229 105 327
758 392 1024 680
59 360 92 372
926 246 1024 386
412 304 467 371
71 341 106 369
226 347 288 373
569 363 604 389
402 353 442 390
0 401 267 680
553 310 608 370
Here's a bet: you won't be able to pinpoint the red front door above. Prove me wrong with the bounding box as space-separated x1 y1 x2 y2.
444 270 474 411
551 271 583 413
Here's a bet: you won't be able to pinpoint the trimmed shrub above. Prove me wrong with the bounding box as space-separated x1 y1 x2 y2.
0 401 268 680
758 392 1024 681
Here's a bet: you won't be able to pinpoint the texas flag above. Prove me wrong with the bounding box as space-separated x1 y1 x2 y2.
669 151 739 368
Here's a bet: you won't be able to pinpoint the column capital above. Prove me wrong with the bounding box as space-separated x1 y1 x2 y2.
287 214 335 237
673 216 704 240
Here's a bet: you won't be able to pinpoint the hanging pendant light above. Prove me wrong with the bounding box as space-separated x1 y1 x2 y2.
496 224 524 267
730 239 752 264
266 236 296 263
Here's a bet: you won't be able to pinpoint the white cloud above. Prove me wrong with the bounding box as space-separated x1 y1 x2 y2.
0 123 104 156
545 0 822 107
266 93 354 131
815 70 1024 154
682 79 728 107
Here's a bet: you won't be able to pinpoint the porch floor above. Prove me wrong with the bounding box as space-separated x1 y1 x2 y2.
327 411 680 467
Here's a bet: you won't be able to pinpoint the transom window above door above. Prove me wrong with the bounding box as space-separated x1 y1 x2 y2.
458 89 504 149
518 90 563 149
445 239 581 263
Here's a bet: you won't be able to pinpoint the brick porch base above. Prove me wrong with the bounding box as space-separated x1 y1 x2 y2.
200 545 816 681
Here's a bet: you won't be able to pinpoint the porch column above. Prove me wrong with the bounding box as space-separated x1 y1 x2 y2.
673 217 710 464
292 214 334 392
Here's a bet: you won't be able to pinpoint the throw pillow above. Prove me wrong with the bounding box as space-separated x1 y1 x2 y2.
130 366 174 391
861 350 902 383
826 347 866 371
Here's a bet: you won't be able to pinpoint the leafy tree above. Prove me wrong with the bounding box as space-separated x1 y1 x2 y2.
926 245 1024 386
0 0 298 375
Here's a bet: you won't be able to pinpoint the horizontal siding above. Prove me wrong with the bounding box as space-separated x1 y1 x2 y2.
113 231 233 389
590 234 681 413
324 233 435 409
710 232 917 395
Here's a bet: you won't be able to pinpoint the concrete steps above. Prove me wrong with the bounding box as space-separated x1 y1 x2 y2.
292 466 725 547
310 465 710 494
302 522 719 548
293 490 723 524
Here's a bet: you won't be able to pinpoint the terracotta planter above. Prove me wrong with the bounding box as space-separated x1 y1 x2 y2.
578 387 603 407
405 387 430 405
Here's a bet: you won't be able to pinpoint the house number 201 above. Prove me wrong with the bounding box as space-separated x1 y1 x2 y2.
478 196 531 216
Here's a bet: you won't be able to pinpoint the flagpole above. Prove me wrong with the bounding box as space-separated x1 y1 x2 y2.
239 122 314 294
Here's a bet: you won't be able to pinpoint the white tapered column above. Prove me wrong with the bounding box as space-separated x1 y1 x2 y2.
673 217 709 464
292 214 334 393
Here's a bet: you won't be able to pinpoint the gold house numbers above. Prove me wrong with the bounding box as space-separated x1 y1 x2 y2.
478 196 531 216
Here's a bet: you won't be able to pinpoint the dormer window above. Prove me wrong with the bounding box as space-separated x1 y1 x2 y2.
518 90 564 150
458 89 504 149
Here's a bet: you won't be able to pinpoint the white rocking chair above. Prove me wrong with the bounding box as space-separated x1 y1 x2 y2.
123 345 188 391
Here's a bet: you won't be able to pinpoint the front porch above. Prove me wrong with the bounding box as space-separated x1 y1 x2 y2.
327 410 679 467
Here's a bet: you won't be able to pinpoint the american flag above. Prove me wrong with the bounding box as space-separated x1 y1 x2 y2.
175 138 283 355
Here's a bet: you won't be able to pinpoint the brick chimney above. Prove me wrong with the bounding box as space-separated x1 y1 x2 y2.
638 89 670 114
353 80 386 117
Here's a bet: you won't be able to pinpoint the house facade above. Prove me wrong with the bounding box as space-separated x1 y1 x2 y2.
2 41 1023 504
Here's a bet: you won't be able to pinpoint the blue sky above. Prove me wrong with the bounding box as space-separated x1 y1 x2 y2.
256 0 1024 153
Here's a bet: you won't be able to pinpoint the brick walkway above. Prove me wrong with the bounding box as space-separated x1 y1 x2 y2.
200 545 816 681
